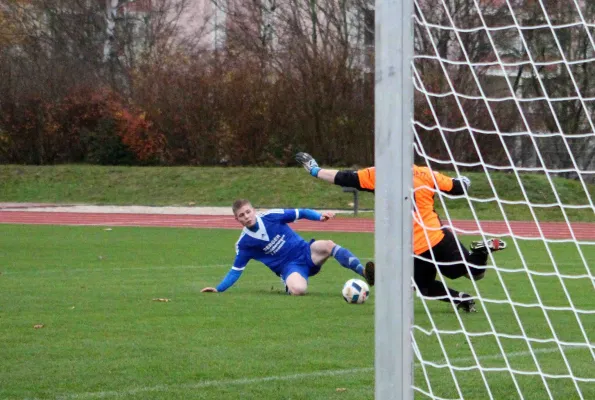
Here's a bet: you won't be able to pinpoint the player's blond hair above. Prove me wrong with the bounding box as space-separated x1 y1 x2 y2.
232 199 252 216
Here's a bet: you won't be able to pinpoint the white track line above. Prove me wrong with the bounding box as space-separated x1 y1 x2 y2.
51 347 570 399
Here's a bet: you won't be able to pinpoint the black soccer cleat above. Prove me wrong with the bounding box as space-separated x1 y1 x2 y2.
456 293 477 313
295 152 319 173
364 261 375 287
470 238 507 255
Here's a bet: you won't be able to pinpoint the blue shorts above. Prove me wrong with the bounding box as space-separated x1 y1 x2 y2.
279 239 321 282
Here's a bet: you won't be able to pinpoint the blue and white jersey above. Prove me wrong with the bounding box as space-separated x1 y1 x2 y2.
233 209 310 276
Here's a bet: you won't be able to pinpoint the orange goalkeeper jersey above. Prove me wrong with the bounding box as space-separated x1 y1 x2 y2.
356 167 376 191
354 165 453 255
412 166 453 255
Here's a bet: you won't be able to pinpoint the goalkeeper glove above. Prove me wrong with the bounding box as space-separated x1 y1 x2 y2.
295 152 320 177
458 176 471 189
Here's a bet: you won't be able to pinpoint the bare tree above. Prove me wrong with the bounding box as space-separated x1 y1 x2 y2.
0 0 210 164
509 0 595 179
0 0 202 94
411 0 521 169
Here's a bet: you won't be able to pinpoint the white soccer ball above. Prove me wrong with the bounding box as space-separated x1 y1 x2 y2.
342 278 370 304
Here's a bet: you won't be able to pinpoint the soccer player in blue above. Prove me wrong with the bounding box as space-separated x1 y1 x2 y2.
201 199 375 295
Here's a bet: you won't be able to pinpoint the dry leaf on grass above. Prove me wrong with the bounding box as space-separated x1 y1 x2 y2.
152 298 171 302
33 324 44 329
336 388 347 392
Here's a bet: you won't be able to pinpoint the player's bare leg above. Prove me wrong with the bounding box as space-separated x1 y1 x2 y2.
309 240 334 265
285 272 308 296
310 240 367 277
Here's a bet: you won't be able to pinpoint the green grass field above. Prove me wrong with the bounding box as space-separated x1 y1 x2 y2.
1 224 593 399
1 165 594 222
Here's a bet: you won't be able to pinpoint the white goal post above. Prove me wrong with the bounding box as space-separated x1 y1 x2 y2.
375 0 595 399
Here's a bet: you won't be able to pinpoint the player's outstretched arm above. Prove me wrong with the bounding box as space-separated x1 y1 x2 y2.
295 152 375 192
421 166 471 196
203 266 245 293
319 211 335 221
449 176 470 196
455 176 471 190
439 172 471 196
297 209 335 222
295 152 339 184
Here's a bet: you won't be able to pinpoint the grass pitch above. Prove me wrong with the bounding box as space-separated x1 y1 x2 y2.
0 224 593 399
1 165 594 222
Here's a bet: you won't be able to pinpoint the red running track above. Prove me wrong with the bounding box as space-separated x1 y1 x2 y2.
0 211 594 240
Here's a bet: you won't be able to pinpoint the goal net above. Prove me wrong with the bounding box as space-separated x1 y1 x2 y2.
376 0 595 399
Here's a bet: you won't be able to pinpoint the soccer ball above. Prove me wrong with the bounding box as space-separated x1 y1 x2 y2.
342 279 370 304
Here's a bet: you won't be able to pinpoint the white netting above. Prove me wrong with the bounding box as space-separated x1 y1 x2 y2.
410 0 595 398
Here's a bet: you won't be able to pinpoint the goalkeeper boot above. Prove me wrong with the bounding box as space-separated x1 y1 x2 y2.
364 261 375 286
470 238 507 255
457 293 477 313
295 152 319 175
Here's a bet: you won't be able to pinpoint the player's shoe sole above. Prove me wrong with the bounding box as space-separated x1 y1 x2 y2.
364 261 375 286
470 238 507 253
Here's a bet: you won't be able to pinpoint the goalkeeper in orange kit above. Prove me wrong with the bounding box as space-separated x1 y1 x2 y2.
295 152 507 312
